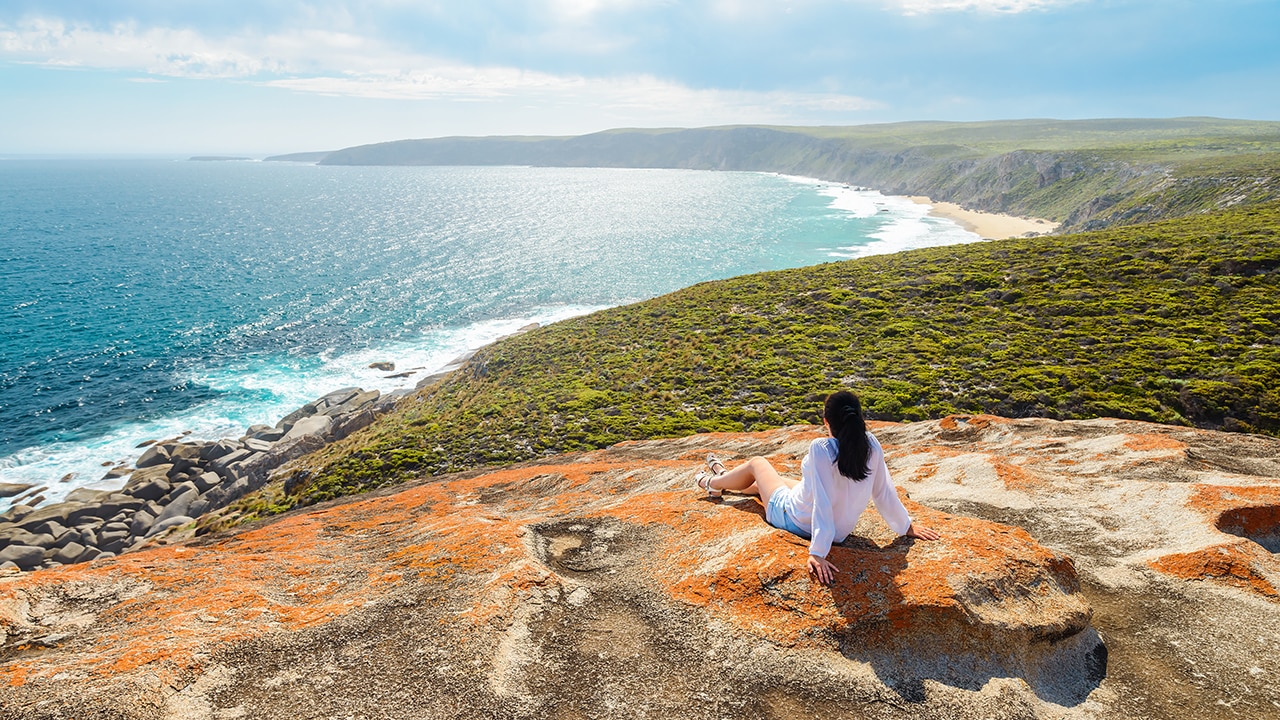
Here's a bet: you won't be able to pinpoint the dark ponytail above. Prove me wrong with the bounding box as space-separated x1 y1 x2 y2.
824 391 870 481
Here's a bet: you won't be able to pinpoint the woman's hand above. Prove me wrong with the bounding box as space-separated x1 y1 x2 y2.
807 554 839 585
905 523 941 541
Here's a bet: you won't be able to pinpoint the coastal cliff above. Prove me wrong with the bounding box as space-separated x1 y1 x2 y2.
273 118 1280 232
3 417 1278 718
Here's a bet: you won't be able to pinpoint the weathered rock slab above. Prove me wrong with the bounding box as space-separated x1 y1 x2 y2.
0 426 1103 719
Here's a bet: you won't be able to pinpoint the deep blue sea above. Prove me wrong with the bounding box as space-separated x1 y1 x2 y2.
0 160 979 503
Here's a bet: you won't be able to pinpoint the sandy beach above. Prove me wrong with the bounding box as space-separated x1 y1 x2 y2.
908 196 1059 240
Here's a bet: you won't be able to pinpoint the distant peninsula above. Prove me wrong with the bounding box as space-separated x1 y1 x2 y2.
262 151 332 163
188 155 253 162
265 118 1280 232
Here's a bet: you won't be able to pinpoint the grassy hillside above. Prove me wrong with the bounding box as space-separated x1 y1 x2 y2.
285 202 1280 506
306 119 1280 232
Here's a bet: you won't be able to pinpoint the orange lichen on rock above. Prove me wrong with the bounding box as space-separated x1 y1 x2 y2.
1150 542 1278 598
0 427 1094 695
1123 434 1188 453
1145 483 1280 600
652 495 1088 647
1186 484 1280 519
993 459 1042 491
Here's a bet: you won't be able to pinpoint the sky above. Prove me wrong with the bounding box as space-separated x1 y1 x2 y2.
2 0 1278 155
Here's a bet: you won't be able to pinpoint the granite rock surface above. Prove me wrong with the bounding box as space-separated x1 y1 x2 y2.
0 417 1276 719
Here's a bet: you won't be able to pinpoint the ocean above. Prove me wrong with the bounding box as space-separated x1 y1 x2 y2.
0 160 980 504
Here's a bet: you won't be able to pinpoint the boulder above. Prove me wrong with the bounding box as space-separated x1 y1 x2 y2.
222 477 249 502
193 472 222 493
126 464 174 489
0 545 44 570
186 498 210 519
13 486 48 505
134 444 171 468
68 495 145 524
232 434 325 492
167 456 202 476
28 520 68 539
129 511 156 537
199 439 241 462
0 505 33 523
52 542 89 565
153 485 198 525
197 485 228 511
317 387 361 409
210 448 252 472
275 403 318 431
168 444 206 462
64 488 111 505
246 425 286 443
281 415 332 443
146 515 194 537
368 361 394 371
320 389 380 418
242 438 273 453
125 477 171 503
102 465 132 480
96 526 130 551
167 481 198 500
0 527 52 548
15 504 86 533
0 483 34 499
331 409 377 441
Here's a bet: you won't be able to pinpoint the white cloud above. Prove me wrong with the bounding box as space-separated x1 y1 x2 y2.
890 0 1078 13
0 16 882 126
266 71 883 129
0 18 414 78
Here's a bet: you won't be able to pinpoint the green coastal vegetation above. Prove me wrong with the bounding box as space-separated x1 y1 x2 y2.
278 200 1280 508
268 118 1280 232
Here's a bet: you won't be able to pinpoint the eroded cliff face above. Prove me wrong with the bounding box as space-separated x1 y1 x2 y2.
1 417 1277 719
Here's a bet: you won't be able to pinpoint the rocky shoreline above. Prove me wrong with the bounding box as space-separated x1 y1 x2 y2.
0 323 544 573
0 386 405 572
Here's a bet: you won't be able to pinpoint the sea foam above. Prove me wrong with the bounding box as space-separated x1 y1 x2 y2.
773 174 983 258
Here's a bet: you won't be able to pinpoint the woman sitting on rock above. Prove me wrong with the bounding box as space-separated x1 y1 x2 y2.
695 390 940 585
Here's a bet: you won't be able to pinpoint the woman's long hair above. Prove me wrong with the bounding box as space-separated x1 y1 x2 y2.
825 391 870 480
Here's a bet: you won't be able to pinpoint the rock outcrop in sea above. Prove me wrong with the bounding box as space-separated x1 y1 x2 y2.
3 416 1276 718
0 387 402 572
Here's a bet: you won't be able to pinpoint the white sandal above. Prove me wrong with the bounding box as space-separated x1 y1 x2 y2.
695 471 722 497
705 453 727 477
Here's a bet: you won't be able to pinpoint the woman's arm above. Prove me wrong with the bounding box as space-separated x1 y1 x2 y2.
806 439 839 559
868 440 914 536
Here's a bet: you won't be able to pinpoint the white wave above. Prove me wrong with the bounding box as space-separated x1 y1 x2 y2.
0 304 605 508
770 172 983 259
833 194 985 258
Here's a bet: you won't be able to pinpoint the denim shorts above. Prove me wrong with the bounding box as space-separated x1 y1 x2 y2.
765 486 810 540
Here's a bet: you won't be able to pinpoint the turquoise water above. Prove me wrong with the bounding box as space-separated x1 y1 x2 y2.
0 161 978 500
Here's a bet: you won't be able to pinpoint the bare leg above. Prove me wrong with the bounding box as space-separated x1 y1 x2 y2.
709 457 798 506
